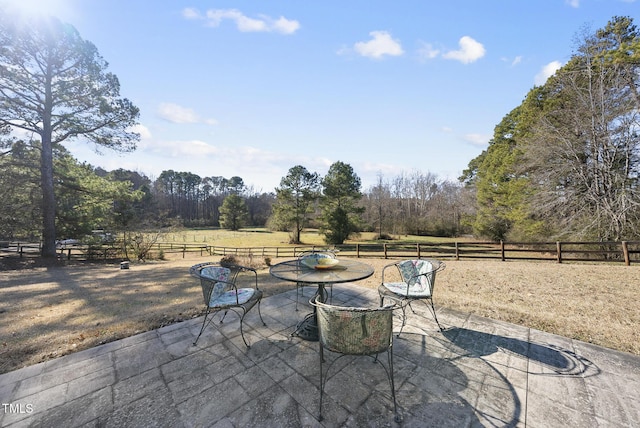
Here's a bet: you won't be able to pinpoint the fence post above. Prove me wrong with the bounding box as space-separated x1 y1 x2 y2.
500 240 505 261
417 243 421 259
556 242 562 263
356 244 360 258
622 241 630 266
384 243 388 259
455 242 459 261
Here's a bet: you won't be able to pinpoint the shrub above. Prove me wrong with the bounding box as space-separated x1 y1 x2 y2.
220 253 264 269
219 255 239 267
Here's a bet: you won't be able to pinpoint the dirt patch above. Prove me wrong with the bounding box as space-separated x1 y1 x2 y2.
1 253 638 374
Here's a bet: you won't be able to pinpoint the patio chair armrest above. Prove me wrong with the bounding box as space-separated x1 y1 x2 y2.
381 262 401 283
223 264 261 291
240 265 260 290
407 260 446 282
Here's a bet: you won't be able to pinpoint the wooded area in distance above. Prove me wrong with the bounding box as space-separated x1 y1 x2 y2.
1 15 639 258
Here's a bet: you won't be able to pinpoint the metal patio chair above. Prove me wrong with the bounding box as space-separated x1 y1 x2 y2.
295 250 337 310
311 297 401 423
378 259 446 336
190 262 265 347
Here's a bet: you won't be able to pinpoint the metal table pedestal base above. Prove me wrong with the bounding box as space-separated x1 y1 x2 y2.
293 313 319 341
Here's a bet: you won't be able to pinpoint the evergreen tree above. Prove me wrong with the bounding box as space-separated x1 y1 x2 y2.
0 13 139 257
320 161 364 244
271 165 320 244
219 194 248 231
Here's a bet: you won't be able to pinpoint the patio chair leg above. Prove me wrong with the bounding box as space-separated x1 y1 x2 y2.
318 345 325 421
408 300 417 314
193 308 212 346
396 303 408 337
388 347 402 423
257 301 266 327
427 298 443 331
239 311 250 348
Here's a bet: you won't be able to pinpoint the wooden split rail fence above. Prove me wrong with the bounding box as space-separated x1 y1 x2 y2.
2 240 639 266
204 240 640 265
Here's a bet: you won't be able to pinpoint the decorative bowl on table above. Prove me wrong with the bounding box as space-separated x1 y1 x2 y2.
301 257 340 270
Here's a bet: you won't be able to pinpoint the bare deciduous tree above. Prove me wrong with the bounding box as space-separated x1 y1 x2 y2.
525 17 640 240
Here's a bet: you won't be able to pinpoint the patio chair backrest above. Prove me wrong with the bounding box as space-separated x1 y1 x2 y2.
314 299 394 356
397 259 439 295
198 266 232 305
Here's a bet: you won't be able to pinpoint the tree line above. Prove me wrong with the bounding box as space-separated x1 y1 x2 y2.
2 13 639 257
0 140 467 246
462 16 640 242
133 162 468 244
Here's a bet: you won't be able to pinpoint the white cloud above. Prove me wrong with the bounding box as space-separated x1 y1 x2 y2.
442 36 486 64
417 41 440 61
138 139 222 158
336 45 351 56
354 31 404 59
501 55 523 66
566 0 580 8
184 8 300 34
157 103 218 125
534 61 563 85
130 124 152 140
209 10 266 32
272 16 301 34
182 7 200 20
157 103 197 123
464 133 490 146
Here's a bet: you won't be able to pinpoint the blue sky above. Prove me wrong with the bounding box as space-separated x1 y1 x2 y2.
7 0 640 192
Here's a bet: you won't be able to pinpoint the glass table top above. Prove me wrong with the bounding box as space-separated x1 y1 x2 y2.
269 258 374 284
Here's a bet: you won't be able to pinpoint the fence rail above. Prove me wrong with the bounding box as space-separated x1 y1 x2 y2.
2 240 639 266
172 240 640 266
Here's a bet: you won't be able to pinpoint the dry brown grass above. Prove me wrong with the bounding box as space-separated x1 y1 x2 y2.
1 253 638 375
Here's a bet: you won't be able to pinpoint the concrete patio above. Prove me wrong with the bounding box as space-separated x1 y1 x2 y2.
1 283 639 427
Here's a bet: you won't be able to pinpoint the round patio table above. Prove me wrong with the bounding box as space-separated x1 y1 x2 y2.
270 258 374 341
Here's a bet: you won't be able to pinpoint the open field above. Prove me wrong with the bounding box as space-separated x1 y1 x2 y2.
34 228 639 265
1 251 638 375
154 228 461 247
